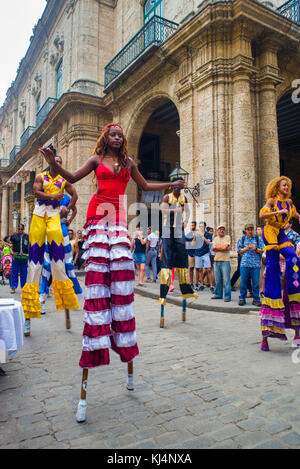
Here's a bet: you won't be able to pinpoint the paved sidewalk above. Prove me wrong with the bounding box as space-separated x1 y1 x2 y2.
0 281 300 449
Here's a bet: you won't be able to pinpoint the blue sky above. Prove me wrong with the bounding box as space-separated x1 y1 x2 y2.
0 0 46 106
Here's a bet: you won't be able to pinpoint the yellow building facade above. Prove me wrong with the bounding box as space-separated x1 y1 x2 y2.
0 0 300 246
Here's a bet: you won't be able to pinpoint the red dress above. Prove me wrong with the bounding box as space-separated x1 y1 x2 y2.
79 159 139 368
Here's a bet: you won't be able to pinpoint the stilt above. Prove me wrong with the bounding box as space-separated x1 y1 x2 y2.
76 368 88 423
65 309 71 330
127 361 134 391
160 304 165 328
182 299 187 322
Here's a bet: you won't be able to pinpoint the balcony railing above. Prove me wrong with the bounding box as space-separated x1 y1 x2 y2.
104 16 178 90
278 0 300 22
9 146 20 164
36 98 57 128
0 159 9 168
20 126 36 149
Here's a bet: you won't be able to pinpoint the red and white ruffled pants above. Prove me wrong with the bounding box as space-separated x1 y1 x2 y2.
79 218 139 368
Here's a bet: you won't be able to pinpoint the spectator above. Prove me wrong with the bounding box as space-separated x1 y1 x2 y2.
10 224 29 294
145 227 159 282
211 224 231 302
203 226 215 287
231 229 252 296
68 229 79 267
193 221 214 292
76 230 85 270
284 220 300 249
185 221 197 288
131 226 147 286
237 223 264 307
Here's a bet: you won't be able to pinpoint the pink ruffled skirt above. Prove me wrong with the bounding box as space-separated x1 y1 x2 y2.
79 217 139 368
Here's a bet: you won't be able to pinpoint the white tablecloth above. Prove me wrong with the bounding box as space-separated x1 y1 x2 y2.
0 299 24 360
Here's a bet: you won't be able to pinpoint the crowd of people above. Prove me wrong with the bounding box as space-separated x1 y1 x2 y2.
130 219 300 308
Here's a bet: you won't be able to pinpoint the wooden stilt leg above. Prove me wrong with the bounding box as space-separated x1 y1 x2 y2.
182 299 187 322
80 368 88 400
160 305 165 328
76 368 88 422
127 361 134 391
65 309 71 330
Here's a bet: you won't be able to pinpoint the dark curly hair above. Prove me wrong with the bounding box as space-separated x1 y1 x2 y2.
93 124 129 169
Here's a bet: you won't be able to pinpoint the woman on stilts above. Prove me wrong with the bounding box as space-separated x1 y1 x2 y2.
259 176 300 351
40 124 186 423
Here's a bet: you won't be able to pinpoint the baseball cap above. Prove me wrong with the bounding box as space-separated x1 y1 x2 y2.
217 224 225 230
245 223 254 229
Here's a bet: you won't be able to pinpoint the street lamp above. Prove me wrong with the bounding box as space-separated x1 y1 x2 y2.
169 162 200 205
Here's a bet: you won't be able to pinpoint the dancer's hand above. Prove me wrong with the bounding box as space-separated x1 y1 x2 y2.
279 208 289 215
171 180 187 189
39 147 56 165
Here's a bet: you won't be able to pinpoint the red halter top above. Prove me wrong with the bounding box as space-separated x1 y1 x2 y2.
86 157 131 226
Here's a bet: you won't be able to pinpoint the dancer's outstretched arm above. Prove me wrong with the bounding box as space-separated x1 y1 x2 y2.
130 158 186 192
39 147 98 184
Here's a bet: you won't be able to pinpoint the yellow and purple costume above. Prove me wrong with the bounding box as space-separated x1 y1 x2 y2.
21 171 79 319
260 196 300 340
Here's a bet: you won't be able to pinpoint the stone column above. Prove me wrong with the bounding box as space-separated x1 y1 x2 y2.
232 71 257 244
1 185 9 238
257 42 283 205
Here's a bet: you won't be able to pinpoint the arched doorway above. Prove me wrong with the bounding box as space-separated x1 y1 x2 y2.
126 97 180 230
138 100 180 184
277 92 300 210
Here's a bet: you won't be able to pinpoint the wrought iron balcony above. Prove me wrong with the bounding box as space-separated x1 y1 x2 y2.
20 126 36 149
36 98 57 128
104 16 178 91
278 0 300 22
9 146 20 164
0 159 9 168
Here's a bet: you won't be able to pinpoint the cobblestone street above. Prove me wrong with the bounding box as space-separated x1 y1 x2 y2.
1 280 300 449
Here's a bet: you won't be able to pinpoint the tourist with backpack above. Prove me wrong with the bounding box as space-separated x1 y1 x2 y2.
237 223 264 307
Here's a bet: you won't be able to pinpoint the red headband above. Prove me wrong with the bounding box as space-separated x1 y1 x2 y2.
103 124 123 133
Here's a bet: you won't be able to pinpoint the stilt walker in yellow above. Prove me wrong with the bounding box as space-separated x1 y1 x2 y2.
22 149 79 336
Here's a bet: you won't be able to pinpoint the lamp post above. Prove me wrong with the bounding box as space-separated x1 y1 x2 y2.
169 162 200 205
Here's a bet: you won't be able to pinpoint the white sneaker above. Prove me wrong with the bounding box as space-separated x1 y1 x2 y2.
24 319 31 337
76 399 87 423
127 374 134 391
41 303 46 315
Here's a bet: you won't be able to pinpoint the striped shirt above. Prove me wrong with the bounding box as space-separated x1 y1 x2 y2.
213 235 231 262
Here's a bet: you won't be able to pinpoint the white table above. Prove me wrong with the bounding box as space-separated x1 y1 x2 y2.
0 299 24 362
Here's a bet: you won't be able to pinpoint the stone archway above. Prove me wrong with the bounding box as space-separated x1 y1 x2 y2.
277 91 300 210
125 94 180 218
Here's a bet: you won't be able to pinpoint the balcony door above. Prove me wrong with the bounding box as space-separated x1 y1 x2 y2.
144 0 164 24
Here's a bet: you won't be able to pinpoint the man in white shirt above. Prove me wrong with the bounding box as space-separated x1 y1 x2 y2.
145 227 159 282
